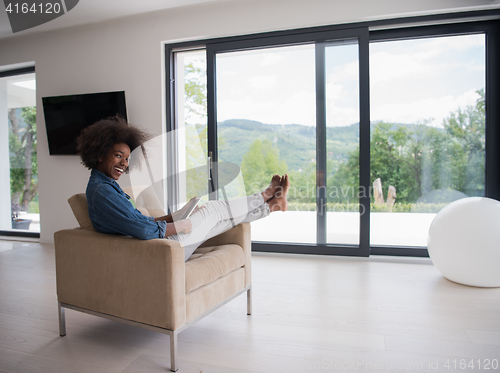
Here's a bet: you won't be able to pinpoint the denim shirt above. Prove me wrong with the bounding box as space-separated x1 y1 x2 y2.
86 169 167 240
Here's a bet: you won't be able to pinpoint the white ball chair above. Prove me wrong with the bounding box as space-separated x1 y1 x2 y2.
427 197 500 287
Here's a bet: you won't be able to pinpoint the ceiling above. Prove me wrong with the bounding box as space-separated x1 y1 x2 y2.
2 1 499 42
0 0 228 40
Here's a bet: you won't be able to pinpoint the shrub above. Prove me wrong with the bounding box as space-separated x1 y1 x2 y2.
286 201 449 213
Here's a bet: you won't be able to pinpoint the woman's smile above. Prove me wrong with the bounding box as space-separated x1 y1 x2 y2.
96 143 131 180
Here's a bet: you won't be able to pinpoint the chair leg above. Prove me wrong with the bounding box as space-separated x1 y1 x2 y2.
58 302 66 336
170 331 178 372
247 286 252 315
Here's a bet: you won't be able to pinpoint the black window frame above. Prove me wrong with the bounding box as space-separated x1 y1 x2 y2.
165 10 500 258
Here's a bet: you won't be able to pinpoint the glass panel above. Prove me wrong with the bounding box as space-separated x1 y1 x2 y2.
174 50 209 207
369 34 486 247
0 72 39 233
216 45 316 243
325 42 360 245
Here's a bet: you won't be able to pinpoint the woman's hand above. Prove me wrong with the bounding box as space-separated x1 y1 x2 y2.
171 196 199 221
175 219 192 234
192 203 205 215
170 210 183 222
164 219 192 237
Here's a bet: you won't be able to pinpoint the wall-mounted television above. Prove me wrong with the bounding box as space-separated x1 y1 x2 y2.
42 91 127 155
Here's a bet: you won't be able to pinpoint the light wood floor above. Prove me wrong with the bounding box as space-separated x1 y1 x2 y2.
0 240 499 373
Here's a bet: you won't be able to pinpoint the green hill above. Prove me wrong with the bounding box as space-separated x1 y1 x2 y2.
218 119 359 172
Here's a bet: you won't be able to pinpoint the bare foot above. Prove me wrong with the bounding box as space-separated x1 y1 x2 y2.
261 174 282 201
268 174 290 212
275 174 290 198
267 194 288 212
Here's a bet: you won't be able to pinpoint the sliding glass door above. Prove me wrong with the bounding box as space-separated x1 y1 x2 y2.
205 29 370 255
369 33 486 250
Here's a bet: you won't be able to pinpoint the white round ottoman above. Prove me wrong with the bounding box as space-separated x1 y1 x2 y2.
427 197 500 287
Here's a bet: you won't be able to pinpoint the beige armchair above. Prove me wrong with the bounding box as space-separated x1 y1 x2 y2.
54 191 252 372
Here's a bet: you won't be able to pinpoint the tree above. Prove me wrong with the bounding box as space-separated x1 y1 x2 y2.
331 89 486 204
241 139 287 195
184 62 207 122
183 61 209 200
327 151 359 204
9 107 38 212
369 121 428 203
184 61 208 165
442 88 485 195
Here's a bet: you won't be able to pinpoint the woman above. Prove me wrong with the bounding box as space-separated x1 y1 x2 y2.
77 116 289 260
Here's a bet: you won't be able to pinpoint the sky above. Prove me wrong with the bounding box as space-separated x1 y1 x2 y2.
211 33 485 128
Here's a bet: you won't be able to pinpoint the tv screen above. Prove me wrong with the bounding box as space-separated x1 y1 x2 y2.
42 91 127 155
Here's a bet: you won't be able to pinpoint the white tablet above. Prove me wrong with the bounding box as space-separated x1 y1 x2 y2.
180 197 201 220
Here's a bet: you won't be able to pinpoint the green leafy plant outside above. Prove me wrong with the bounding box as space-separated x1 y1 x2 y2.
287 202 450 213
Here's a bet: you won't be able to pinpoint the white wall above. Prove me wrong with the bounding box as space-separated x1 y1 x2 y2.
0 0 497 243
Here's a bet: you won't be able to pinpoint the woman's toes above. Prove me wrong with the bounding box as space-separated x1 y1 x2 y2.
262 175 283 201
280 174 290 196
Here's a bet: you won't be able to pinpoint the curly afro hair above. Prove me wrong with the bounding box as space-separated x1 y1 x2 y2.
76 115 150 172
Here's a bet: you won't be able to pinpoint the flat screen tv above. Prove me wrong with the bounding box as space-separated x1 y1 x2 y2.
42 91 127 155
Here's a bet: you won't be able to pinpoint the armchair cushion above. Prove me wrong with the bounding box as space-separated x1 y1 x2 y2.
68 193 95 231
68 188 163 232
185 244 246 293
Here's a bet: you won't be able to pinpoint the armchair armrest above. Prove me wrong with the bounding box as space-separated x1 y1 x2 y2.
54 228 186 330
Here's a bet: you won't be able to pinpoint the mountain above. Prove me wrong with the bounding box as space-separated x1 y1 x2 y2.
218 119 359 172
